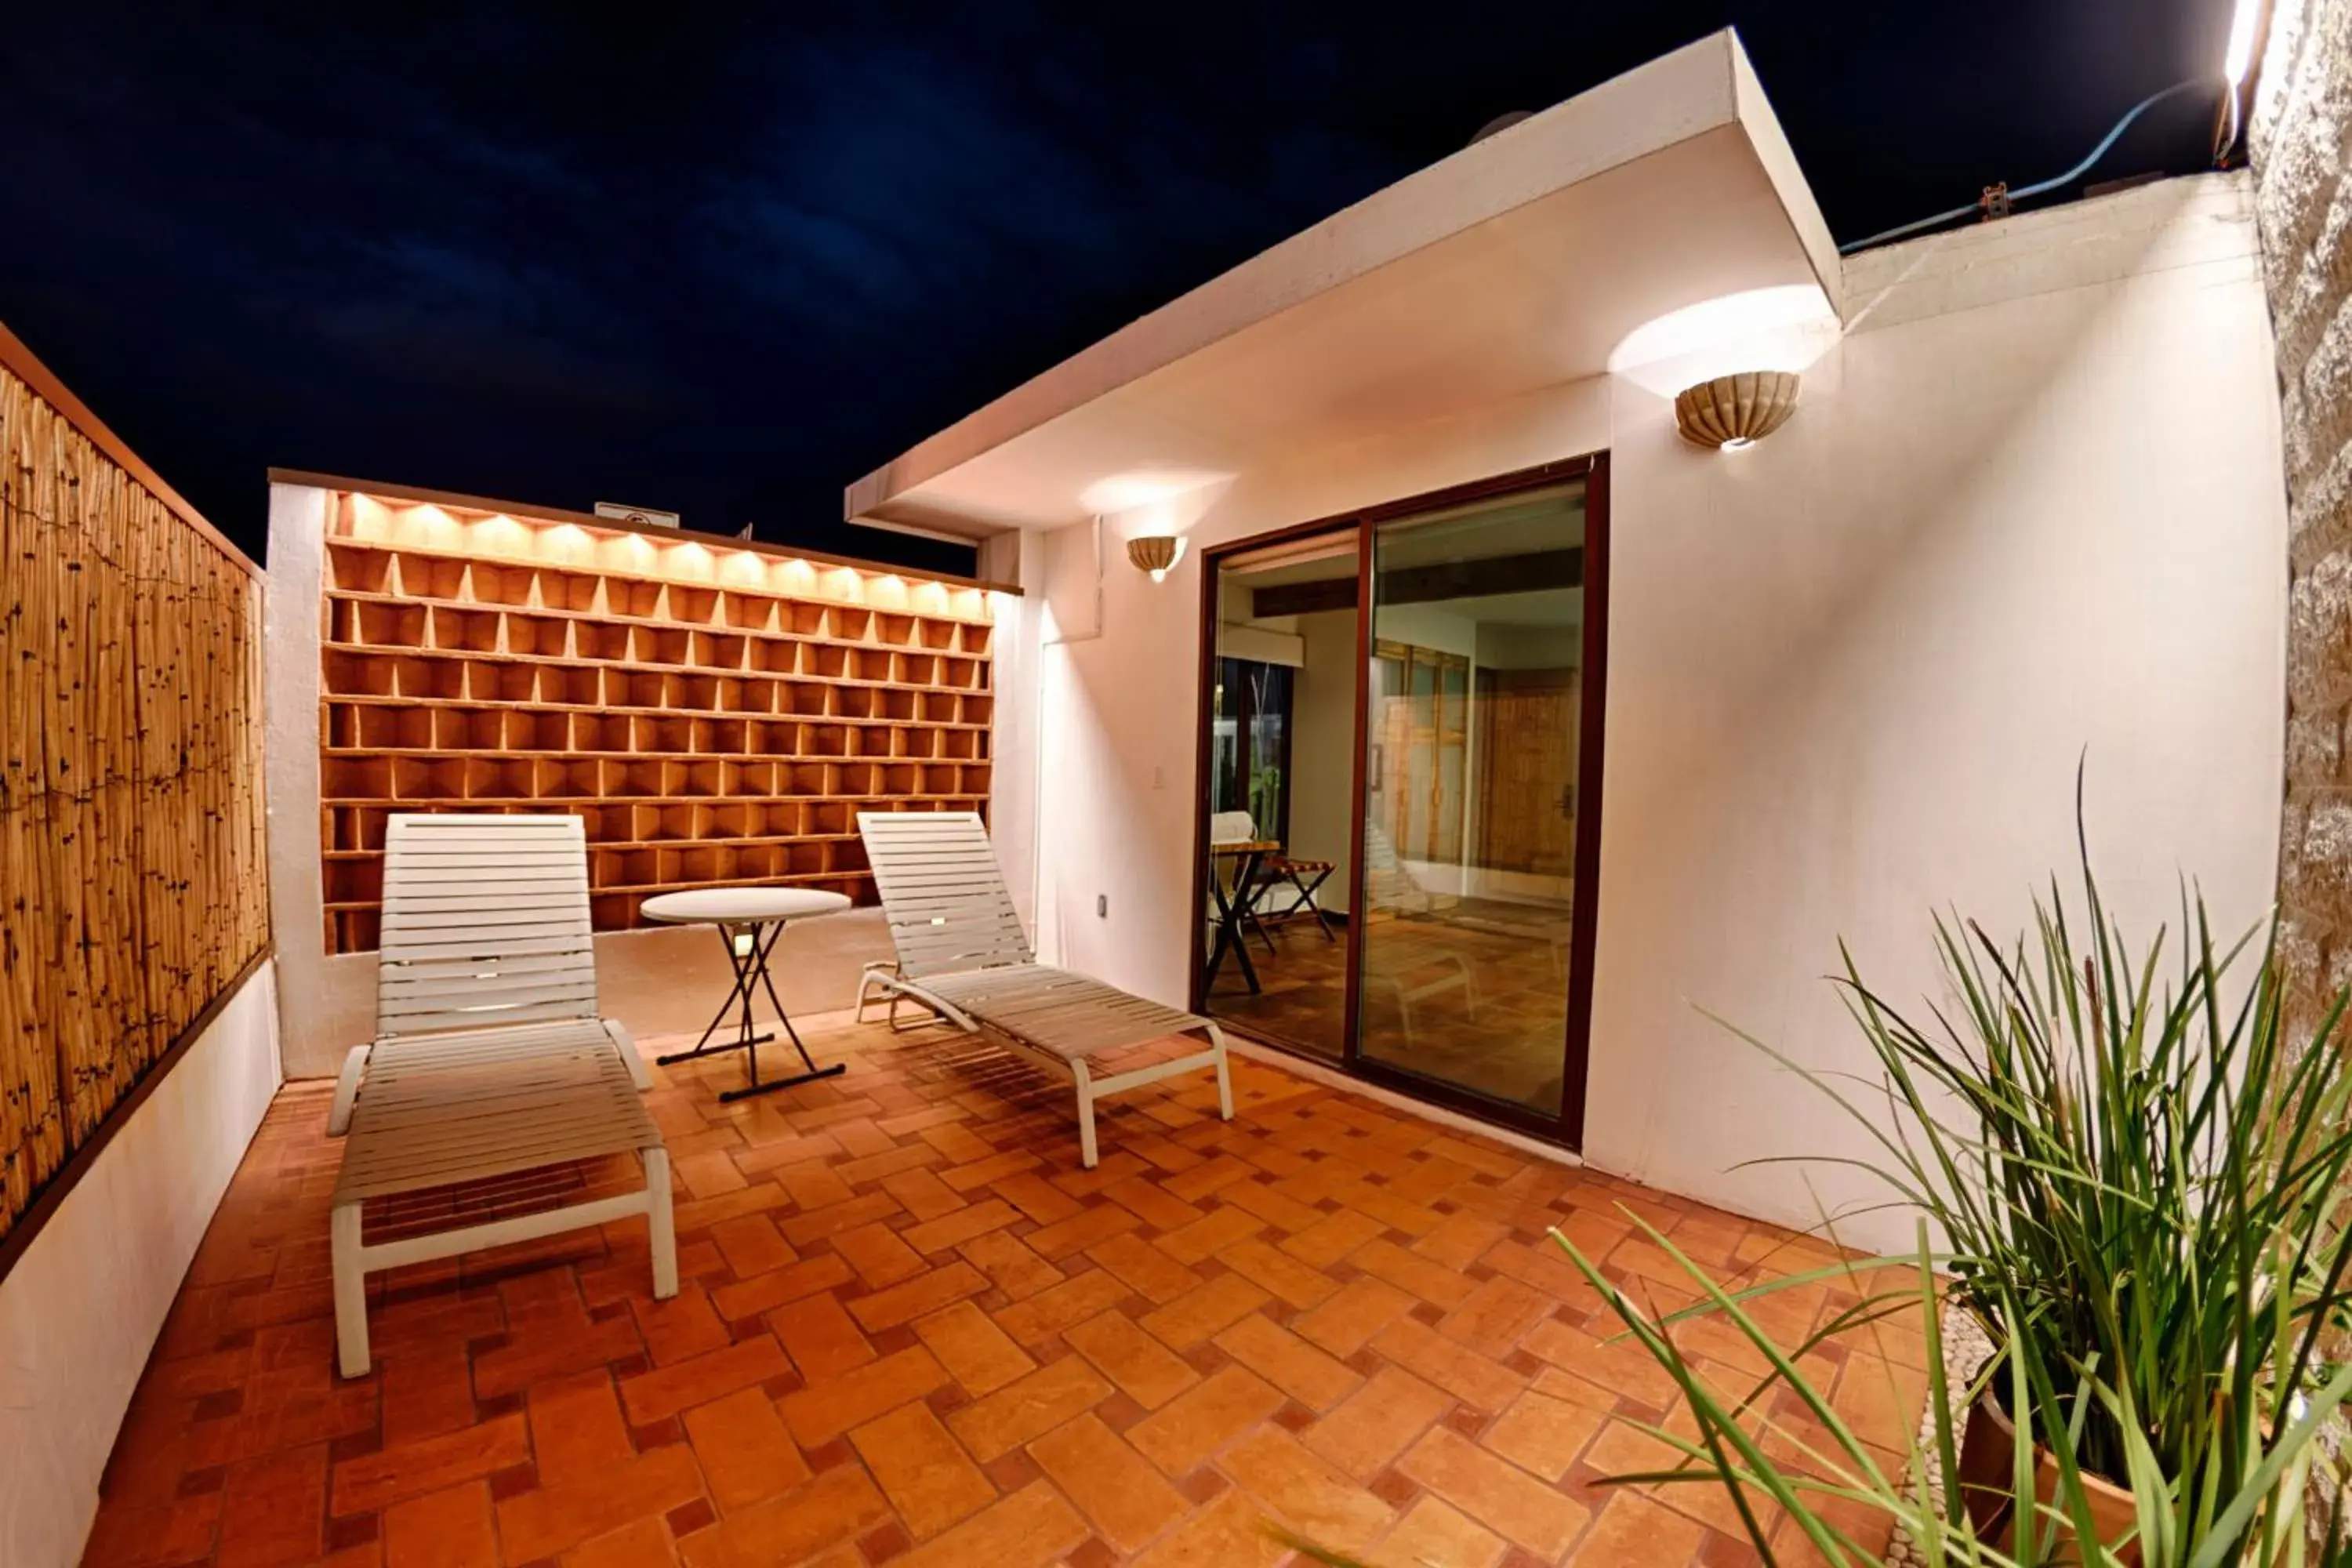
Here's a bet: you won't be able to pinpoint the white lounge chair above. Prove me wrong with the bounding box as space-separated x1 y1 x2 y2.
328 814 651 1134
856 811 1233 1167
327 813 675 1377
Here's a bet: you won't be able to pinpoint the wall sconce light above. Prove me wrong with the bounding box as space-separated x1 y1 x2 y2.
1675 371 1800 450
1126 535 1185 582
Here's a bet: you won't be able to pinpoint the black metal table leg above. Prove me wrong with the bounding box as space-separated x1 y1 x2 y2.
656 919 847 1102
1204 848 1266 996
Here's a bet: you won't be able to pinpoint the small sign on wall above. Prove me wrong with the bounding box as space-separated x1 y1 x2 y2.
595 501 681 529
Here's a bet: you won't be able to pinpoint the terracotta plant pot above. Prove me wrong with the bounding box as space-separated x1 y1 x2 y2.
1955 1388 2141 1566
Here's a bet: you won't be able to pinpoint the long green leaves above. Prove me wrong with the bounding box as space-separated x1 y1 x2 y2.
1737 843 2352 1523
1556 818 2352 1565
1559 1217 2352 1566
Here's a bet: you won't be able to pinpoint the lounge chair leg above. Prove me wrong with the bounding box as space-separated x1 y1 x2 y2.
859 961 908 1027
332 1202 369 1378
327 1045 369 1136
1208 1025 1234 1122
644 1146 678 1299
1073 1060 1099 1169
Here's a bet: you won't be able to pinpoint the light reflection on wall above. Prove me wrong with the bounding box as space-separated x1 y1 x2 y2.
1606 285 1841 398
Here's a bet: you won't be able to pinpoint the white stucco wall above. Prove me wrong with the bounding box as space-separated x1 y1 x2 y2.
264 485 335 1073
1025 172 2287 1250
0 960 281 1568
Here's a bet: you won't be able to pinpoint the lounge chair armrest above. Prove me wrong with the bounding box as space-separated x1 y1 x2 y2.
327 1044 370 1136
604 1018 652 1091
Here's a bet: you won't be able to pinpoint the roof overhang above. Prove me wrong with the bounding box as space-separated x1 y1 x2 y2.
846 30 1839 540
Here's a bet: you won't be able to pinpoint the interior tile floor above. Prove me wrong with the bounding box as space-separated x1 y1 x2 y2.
1207 902 1578 1113
84 1011 1925 1568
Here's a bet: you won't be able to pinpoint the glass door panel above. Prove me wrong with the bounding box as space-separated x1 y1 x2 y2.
1197 531 1360 1062
1356 481 1588 1116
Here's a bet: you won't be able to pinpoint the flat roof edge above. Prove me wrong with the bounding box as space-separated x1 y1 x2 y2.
847 31 1760 522
1726 35 1845 316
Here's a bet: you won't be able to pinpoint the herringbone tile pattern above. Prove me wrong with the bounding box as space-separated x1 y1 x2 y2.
84 1013 1926 1566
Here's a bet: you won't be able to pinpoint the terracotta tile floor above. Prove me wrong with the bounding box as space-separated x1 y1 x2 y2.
85 1011 1926 1567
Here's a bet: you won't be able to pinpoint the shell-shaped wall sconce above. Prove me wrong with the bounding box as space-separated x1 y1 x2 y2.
1127 535 1185 582
1674 371 1800 449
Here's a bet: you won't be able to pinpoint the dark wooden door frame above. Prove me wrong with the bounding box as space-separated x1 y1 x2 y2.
1187 452 1610 1152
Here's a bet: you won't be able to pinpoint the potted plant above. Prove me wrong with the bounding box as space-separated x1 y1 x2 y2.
1556 1221 2352 1566
1588 813 2352 1562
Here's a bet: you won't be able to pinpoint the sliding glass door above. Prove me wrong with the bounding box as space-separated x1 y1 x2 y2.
1355 481 1591 1122
1192 456 1606 1146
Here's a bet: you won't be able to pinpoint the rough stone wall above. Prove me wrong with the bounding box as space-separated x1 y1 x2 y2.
2253 0 2352 1033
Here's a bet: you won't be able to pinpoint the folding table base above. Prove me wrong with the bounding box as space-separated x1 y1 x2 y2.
656 917 845 1102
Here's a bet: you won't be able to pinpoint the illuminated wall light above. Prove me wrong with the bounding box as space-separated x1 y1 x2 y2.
1127 535 1186 582
1674 372 1800 450
544 522 590 565
402 503 459 548
349 493 394 543
474 513 527 559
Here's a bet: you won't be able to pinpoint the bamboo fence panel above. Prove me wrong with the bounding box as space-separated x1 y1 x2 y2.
0 360 267 1244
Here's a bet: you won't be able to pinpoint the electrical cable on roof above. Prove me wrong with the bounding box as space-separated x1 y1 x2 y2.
1837 76 2212 255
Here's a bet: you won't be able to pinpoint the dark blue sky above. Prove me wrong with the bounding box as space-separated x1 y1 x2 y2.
0 2 2226 572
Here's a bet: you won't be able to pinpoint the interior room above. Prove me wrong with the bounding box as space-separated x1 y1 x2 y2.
1200 530 1359 1059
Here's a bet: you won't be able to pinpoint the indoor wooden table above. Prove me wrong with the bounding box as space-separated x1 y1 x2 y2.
639 887 851 1102
1205 838 1279 996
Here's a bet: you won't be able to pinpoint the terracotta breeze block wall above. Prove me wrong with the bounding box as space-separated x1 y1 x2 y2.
2256 0 2352 1029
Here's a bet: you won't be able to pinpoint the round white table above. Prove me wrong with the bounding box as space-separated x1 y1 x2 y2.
640 888 853 1103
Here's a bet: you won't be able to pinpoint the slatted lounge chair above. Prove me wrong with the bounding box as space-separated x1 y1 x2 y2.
327 813 651 1135
856 811 1233 1167
327 814 676 1377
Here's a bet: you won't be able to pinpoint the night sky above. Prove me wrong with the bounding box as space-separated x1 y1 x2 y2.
0 2 2230 574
